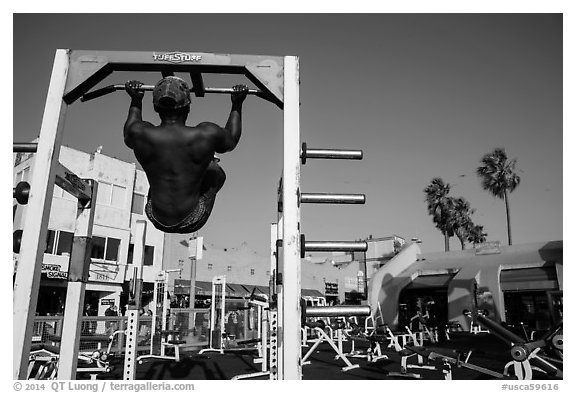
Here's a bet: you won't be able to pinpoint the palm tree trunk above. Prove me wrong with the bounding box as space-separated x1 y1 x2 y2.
444 232 450 252
504 189 512 245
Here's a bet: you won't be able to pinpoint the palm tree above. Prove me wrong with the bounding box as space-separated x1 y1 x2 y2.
424 178 454 251
476 148 521 245
467 224 487 248
448 197 475 250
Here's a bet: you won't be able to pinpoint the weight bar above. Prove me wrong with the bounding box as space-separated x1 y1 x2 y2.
300 234 368 257
300 193 365 204
301 142 363 164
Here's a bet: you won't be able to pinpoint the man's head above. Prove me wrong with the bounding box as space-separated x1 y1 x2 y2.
153 76 191 115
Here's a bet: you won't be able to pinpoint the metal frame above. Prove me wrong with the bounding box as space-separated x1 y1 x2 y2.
13 49 288 380
199 276 227 354
123 220 146 380
14 49 368 381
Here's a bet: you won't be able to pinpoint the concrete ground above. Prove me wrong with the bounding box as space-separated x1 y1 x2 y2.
85 332 562 380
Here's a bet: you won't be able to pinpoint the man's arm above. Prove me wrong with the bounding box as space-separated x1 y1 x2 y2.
213 85 248 153
123 80 148 149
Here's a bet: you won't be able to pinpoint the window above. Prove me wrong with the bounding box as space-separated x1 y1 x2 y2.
105 238 121 261
90 236 121 262
227 265 232 272
56 232 73 255
266 270 270 276
44 230 73 256
127 244 155 266
131 193 145 215
45 230 56 254
250 269 255 276
96 182 125 208
127 244 133 264
207 264 213 270
144 246 154 266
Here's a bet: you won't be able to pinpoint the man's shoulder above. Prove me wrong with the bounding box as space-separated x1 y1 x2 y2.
196 121 221 131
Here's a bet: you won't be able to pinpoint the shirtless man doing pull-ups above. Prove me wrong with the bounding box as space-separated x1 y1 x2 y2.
124 76 248 233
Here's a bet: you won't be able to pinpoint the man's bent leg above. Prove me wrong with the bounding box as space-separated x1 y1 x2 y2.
201 160 226 196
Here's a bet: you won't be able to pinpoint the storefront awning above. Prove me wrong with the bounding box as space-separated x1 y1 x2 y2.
174 279 191 295
404 274 455 289
226 283 251 298
195 281 213 296
302 288 324 298
242 284 269 297
500 265 558 291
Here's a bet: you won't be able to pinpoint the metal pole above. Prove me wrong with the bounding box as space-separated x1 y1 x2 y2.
13 143 38 153
303 240 368 253
58 181 98 379
281 55 301 380
300 143 362 164
123 220 146 380
300 193 365 204
13 49 70 379
80 84 262 102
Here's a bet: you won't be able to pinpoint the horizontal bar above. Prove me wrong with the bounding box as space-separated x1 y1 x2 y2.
304 149 363 160
80 84 262 102
303 240 368 253
13 143 38 153
305 305 371 318
300 193 365 204
301 143 363 164
476 314 526 344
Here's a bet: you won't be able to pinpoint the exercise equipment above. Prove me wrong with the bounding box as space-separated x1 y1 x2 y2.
199 276 227 354
14 181 31 205
13 49 364 381
402 344 508 380
137 268 185 365
342 318 389 363
13 143 38 153
231 291 270 380
301 305 371 372
27 343 113 380
81 83 267 102
464 309 563 380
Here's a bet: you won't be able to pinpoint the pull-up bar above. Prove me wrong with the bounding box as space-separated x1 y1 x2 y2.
80 84 267 103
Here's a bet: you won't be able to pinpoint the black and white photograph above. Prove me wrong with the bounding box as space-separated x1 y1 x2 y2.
8 7 570 386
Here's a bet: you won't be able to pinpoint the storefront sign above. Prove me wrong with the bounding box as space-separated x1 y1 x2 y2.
88 261 126 284
475 241 501 255
42 264 68 279
325 282 338 295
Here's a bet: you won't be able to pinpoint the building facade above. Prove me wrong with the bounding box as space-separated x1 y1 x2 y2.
369 241 563 333
13 146 164 316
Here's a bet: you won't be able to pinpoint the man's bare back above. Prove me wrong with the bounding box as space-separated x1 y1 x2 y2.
123 77 248 233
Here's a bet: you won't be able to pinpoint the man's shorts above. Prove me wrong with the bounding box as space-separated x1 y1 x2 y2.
145 192 215 234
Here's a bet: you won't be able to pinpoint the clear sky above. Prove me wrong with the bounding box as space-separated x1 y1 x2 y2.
12 13 564 255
